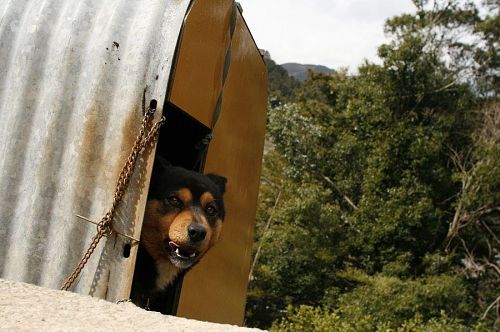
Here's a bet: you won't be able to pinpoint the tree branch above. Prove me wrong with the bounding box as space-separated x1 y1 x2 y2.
248 190 282 282
481 295 500 321
481 219 500 246
322 175 358 210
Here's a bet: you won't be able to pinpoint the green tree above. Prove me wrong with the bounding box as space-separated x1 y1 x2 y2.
246 1 499 329
264 54 301 106
271 305 476 332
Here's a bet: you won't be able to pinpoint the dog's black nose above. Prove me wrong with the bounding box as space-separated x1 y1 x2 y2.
188 224 206 242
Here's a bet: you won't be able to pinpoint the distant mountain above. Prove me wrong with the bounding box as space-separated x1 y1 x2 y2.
281 63 335 81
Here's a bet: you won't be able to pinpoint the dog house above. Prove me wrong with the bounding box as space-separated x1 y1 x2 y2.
0 0 267 326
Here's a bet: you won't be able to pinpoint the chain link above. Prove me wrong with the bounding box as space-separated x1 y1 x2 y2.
61 106 165 291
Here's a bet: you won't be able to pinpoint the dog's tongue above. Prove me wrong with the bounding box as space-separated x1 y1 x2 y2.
168 241 178 250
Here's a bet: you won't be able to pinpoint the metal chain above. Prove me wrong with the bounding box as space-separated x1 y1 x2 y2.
61 105 165 291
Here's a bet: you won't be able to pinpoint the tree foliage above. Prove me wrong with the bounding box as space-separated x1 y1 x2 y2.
271 304 485 332
246 1 499 330
265 55 301 106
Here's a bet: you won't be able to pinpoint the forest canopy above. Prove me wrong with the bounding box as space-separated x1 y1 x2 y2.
246 1 499 330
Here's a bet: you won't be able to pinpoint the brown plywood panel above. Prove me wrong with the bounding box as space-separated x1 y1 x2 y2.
168 0 234 127
176 12 268 325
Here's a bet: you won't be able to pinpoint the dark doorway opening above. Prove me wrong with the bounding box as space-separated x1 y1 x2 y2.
156 103 211 171
131 102 210 315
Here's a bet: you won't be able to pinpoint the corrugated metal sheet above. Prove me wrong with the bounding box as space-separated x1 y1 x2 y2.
0 0 191 301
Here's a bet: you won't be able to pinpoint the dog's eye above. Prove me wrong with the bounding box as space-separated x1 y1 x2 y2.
166 196 183 208
205 204 218 216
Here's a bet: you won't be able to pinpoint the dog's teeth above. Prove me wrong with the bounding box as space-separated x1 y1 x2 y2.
173 247 195 259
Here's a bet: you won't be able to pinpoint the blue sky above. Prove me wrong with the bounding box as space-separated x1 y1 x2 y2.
238 0 416 70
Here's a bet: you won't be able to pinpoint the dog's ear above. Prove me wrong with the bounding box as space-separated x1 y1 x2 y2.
152 155 171 179
206 174 227 195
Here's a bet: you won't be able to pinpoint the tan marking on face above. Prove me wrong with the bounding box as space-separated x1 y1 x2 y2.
177 188 192 205
141 200 174 261
168 210 193 244
196 214 212 253
209 219 223 247
200 192 215 208
169 210 215 256
141 198 224 266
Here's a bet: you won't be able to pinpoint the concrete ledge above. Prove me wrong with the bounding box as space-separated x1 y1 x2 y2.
0 279 263 331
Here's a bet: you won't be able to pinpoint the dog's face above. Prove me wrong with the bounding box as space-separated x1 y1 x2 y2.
141 161 227 270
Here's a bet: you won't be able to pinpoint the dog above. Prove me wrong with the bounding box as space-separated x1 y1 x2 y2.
130 157 227 311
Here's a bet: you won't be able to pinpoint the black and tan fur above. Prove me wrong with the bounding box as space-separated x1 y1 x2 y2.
131 157 226 310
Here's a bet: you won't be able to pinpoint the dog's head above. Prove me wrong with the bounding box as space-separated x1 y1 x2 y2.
141 158 227 270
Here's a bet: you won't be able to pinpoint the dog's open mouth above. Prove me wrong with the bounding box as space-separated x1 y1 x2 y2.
168 241 197 261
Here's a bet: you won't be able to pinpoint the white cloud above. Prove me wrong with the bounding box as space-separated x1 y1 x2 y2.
238 0 415 70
